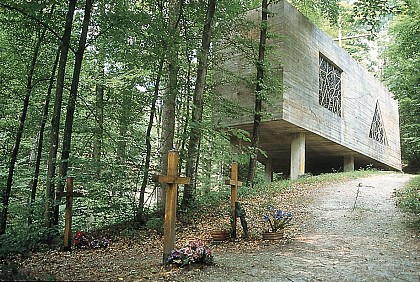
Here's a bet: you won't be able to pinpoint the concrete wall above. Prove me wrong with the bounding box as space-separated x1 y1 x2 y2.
216 0 401 171
271 0 401 170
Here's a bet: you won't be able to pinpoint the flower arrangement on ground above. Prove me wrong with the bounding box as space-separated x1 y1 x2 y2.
73 230 110 249
262 206 293 233
168 240 214 267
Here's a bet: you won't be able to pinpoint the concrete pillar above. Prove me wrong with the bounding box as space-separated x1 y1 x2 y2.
290 133 305 180
343 155 355 172
264 158 273 182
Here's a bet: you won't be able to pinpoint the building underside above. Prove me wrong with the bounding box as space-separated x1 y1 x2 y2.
230 120 396 179
220 1 401 180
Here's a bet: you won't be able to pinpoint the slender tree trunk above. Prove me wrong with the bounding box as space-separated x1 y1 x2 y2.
178 53 193 176
93 66 104 178
45 0 77 228
136 59 164 224
203 137 213 195
93 4 106 179
181 0 217 209
158 63 178 210
27 4 58 225
157 0 183 210
28 47 60 225
0 25 45 235
246 0 268 187
117 87 132 163
54 0 93 225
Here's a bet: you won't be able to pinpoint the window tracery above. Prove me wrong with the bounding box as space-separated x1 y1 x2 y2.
369 102 387 145
319 55 342 116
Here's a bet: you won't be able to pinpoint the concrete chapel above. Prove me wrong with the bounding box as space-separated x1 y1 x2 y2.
216 0 402 180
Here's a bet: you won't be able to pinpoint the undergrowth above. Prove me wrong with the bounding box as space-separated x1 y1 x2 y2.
0 169 381 280
395 175 420 230
197 169 380 209
0 225 60 281
395 175 420 213
0 225 60 260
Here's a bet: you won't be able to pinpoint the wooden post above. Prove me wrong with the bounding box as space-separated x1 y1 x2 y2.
154 150 190 265
56 177 83 252
235 202 249 238
225 162 242 238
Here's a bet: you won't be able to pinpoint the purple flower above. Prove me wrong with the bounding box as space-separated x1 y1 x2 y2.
262 206 293 232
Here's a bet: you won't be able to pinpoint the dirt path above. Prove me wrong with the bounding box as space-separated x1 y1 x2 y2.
183 172 419 281
19 172 419 281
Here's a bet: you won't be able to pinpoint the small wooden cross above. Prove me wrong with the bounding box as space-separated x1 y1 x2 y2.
56 177 83 252
225 162 242 238
154 150 190 265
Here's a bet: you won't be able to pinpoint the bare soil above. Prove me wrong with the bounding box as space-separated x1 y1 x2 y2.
19 172 419 281
182 172 420 282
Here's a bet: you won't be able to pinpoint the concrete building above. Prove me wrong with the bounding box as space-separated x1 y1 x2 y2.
216 0 401 180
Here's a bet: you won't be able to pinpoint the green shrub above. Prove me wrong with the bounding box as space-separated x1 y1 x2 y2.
0 224 57 259
0 261 34 281
396 175 420 214
145 217 164 235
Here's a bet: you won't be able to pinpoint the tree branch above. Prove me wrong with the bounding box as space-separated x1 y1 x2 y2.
0 3 76 54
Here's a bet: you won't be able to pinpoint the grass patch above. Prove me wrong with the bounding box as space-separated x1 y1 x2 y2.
191 169 380 227
395 175 420 214
240 169 380 198
195 169 380 207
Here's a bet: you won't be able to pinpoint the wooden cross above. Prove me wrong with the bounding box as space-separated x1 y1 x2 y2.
154 150 190 265
56 177 83 252
225 162 242 238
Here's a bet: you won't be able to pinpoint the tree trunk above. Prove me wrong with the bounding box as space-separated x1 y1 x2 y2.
117 86 132 163
157 0 183 211
93 65 105 178
54 0 93 226
45 0 77 228
135 59 164 224
177 53 193 176
93 4 106 179
181 0 217 209
158 63 178 210
28 46 60 225
0 23 45 235
247 0 268 187
203 138 213 195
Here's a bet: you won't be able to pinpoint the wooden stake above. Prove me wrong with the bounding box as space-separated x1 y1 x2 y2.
154 150 190 265
56 177 83 252
225 162 242 238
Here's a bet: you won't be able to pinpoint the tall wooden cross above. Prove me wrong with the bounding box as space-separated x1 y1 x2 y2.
154 150 190 265
225 162 242 238
56 177 83 252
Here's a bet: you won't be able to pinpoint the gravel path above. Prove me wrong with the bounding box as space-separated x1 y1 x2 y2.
185 172 419 281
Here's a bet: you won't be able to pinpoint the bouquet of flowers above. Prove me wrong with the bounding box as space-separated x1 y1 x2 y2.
168 240 213 267
262 206 293 233
73 230 110 249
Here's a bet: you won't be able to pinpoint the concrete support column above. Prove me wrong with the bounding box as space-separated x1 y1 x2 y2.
343 155 355 172
290 133 305 180
264 158 273 182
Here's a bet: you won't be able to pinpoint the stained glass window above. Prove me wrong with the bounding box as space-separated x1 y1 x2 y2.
369 102 387 145
319 54 342 116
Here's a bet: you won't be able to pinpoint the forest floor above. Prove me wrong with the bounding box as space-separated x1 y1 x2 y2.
11 172 420 281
